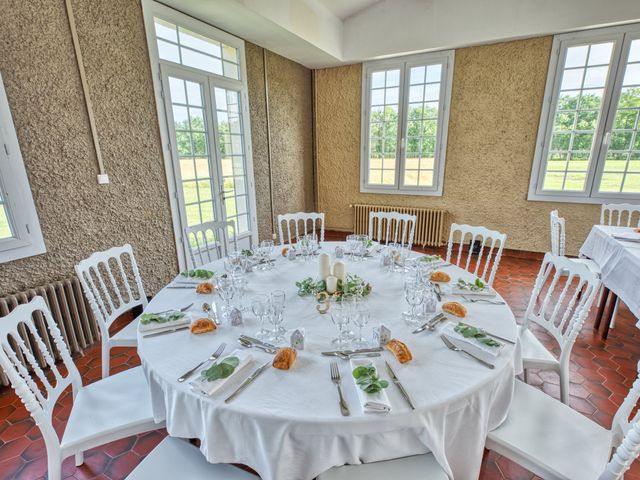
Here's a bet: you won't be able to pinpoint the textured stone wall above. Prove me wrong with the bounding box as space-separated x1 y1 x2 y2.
315 37 601 254
0 0 313 295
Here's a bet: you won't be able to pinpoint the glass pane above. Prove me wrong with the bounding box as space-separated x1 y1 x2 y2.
178 26 221 57
154 18 177 42
542 41 615 193
157 40 180 63
0 191 14 240
598 42 640 194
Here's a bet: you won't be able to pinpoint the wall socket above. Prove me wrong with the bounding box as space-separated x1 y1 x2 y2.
97 174 110 185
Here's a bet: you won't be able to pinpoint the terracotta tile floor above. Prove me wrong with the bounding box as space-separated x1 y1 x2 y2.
1 241 639 479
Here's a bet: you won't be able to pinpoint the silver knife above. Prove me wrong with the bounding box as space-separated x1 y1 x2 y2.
385 361 415 410
224 361 271 403
143 325 190 337
412 313 446 334
321 347 384 356
239 335 278 351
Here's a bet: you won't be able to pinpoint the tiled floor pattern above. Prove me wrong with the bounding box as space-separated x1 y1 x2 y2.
1 238 639 479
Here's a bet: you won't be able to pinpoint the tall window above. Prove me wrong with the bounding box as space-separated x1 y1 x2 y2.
529 24 640 203
142 0 257 268
360 51 454 196
0 72 45 263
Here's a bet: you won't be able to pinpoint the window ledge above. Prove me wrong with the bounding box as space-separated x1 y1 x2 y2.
360 185 444 197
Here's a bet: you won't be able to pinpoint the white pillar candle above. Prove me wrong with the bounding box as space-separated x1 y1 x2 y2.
325 275 338 294
318 253 331 280
332 261 346 282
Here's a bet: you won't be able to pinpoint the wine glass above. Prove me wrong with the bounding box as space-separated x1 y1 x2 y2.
354 234 369 261
251 294 270 339
269 290 286 341
346 234 358 261
330 303 350 349
215 276 235 322
402 280 424 326
232 273 248 310
353 305 370 348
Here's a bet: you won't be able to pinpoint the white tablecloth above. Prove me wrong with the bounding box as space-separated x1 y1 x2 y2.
580 225 640 319
138 242 521 480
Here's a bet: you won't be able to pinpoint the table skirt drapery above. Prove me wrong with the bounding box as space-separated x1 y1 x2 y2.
139 242 521 480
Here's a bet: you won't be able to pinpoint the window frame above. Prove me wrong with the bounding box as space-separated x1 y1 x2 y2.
360 50 454 196
0 71 46 263
528 23 640 204
141 0 258 270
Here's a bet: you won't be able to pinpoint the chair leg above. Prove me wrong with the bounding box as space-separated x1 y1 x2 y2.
48 453 62 480
523 368 529 384
610 298 620 329
560 369 570 405
594 287 611 331
75 451 84 466
102 343 110 379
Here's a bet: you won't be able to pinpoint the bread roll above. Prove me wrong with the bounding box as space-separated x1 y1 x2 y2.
430 271 451 282
190 318 216 334
272 347 297 370
442 301 467 318
385 339 413 364
196 282 214 294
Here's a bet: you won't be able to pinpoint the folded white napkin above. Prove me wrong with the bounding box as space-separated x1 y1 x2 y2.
349 359 391 414
190 349 253 396
613 231 640 243
138 312 191 334
451 285 497 297
442 322 503 358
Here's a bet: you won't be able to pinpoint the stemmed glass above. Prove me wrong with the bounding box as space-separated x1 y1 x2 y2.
215 276 235 322
251 294 270 339
346 234 358 261
330 303 350 349
232 274 248 310
269 290 286 343
352 305 370 348
402 280 424 326
354 234 369 261
257 240 274 270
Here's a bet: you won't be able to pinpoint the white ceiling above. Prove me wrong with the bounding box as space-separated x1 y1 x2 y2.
161 0 640 68
317 0 381 20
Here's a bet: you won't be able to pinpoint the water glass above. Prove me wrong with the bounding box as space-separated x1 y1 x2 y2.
215 276 235 322
257 240 275 270
355 234 369 261
330 303 350 348
269 290 286 341
251 294 270 339
232 273 248 310
346 234 359 261
353 305 370 348
402 280 424 326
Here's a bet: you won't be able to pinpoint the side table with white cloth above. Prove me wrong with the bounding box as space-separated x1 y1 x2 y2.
137 242 522 480
580 225 640 339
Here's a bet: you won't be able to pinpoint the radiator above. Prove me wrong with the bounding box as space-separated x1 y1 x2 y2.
0 277 99 386
351 204 447 247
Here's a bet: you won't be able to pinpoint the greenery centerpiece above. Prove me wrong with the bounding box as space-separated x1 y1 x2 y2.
295 273 372 302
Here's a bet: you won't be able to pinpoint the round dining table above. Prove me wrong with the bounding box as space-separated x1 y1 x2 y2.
138 241 521 480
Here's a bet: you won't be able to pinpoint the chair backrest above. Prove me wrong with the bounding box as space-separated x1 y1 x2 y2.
600 203 640 227
277 212 325 245
75 244 148 340
368 211 416 247
445 223 507 287
0 297 81 457
521 253 600 360
185 220 237 267
550 210 566 256
600 360 640 479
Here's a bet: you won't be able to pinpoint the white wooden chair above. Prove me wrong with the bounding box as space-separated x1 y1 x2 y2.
445 223 506 287
485 359 640 480
185 220 237 267
75 244 147 378
601 203 640 227
277 212 325 245
126 436 256 479
550 210 601 275
519 253 600 404
368 211 417 248
316 453 447 480
0 297 161 480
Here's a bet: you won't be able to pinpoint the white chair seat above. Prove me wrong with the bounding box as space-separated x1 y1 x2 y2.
126 436 256 479
111 316 139 346
570 257 601 276
316 454 448 480
518 326 558 368
62 366 160 453
486 380 612 480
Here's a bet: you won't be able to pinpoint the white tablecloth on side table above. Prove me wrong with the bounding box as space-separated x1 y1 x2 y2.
138 242 521 480
580 225 640 319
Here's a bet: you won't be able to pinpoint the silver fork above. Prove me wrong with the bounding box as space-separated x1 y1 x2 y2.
330 361 350 416
177 343 226 382
461 295 505 305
